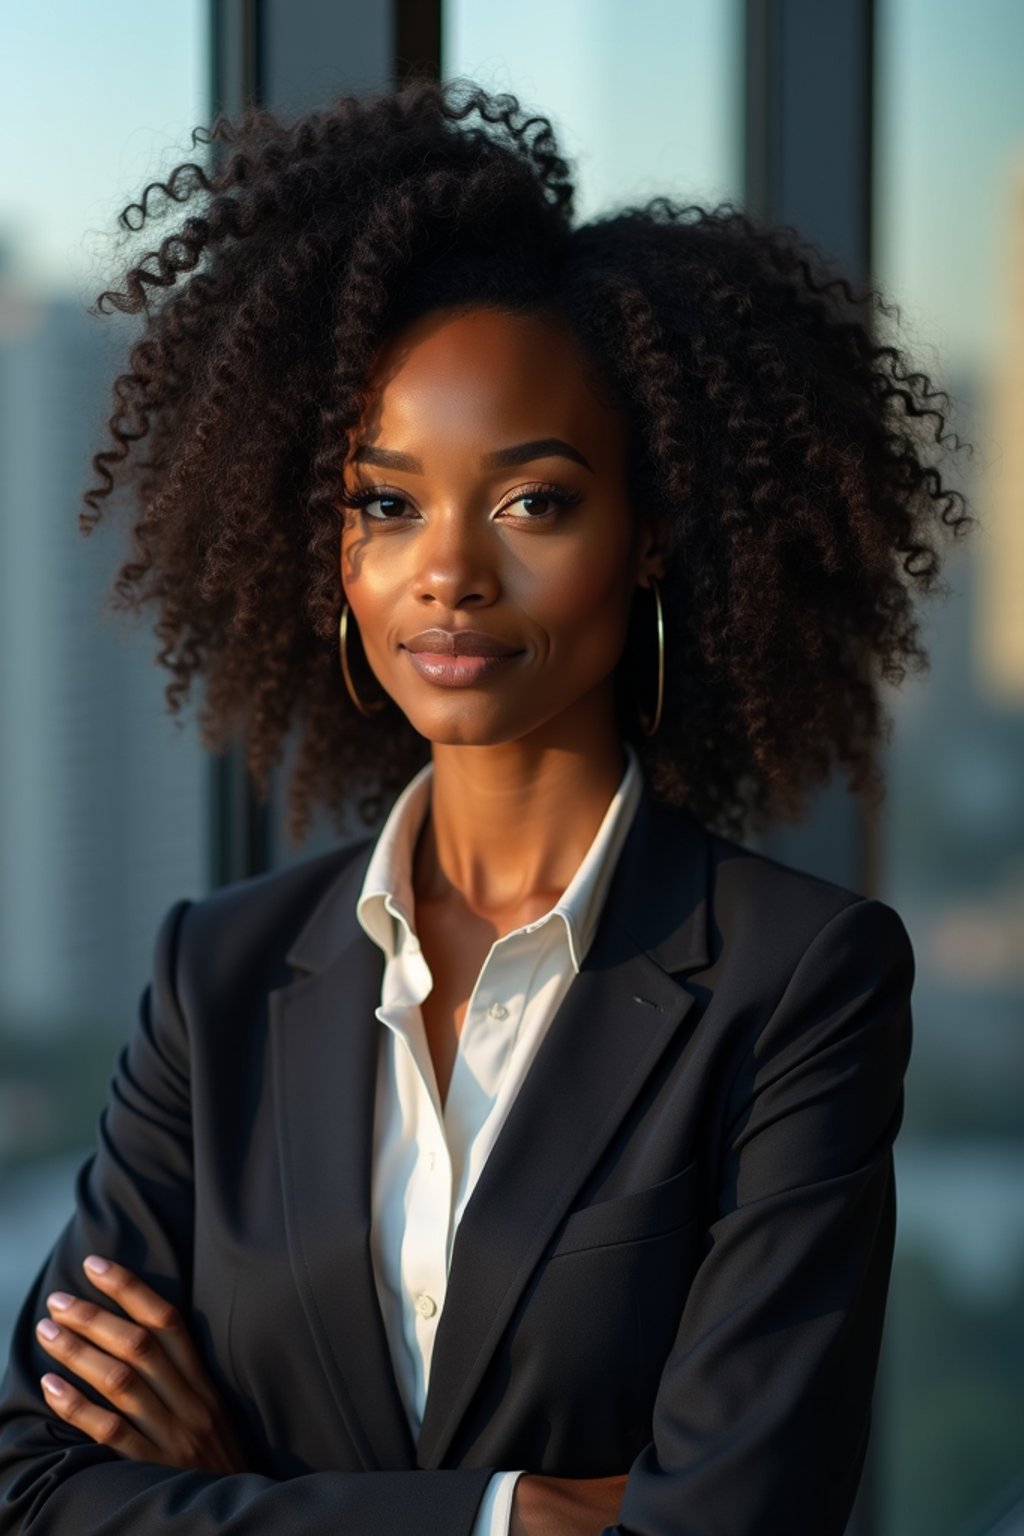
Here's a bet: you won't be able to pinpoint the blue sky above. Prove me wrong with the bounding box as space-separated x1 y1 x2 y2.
2 0 1023 380
874 0 1024 375
444 0 742 218
0 0 205 298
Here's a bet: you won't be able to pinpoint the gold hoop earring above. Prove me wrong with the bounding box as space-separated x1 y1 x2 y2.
339 603 387 717
638 576 665 738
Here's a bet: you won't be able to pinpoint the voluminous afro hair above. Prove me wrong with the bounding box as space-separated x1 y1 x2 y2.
81 76 974 846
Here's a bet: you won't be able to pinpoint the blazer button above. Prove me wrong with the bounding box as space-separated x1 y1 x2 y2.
414 1292 438 1319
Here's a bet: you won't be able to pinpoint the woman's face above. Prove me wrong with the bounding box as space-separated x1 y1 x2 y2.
338 304 664 748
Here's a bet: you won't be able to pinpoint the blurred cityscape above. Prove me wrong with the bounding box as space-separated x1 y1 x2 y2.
0 251 208 1322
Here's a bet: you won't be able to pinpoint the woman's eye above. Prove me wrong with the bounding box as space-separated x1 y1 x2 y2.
340 489 410 521
364 496 408 520
502 493 555 519
339 483 582 523
499 485 583 520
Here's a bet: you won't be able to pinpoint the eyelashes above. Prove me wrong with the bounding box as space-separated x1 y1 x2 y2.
337 481 584 524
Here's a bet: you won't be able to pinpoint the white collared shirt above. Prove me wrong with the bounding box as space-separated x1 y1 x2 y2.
356 743 642 1536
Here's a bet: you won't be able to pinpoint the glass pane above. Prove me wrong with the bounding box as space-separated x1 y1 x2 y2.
442 0 742 217
0 1 209 1353
874 3 1024 1532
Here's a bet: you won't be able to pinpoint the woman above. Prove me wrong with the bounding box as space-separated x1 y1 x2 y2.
0 77 972 1535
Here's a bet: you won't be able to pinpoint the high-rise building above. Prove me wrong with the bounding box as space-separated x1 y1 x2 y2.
0 282 207 1041
977 154 1024 706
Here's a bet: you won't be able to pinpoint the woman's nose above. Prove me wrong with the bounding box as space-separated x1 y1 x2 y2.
410 508 501 608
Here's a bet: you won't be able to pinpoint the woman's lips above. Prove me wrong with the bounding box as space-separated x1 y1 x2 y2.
402 649 523 687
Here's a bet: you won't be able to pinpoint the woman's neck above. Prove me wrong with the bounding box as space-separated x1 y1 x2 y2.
412 711 627 920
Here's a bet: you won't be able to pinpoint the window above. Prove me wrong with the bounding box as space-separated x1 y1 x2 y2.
442 0 742 218
874 3 1024 1531
0 0 209 1352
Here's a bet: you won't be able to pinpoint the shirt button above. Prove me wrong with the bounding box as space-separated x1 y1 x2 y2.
488 1002 509 1020
425 1149 436 1171
414 1292 438 1319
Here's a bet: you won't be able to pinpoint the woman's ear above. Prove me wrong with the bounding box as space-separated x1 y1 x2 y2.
635 517 670 587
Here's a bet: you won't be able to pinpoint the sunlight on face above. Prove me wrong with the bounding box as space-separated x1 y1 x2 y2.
338 304 659 750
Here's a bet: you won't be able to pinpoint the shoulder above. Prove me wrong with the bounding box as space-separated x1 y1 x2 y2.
697 816 916 997
158 835 376 1010
656 796 915 978
657 813 918 1113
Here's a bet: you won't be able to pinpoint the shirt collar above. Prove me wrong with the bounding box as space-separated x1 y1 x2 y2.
356 743 643 973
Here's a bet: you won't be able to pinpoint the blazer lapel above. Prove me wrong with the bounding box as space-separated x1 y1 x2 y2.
415 785 712 1469
268 842 418 1470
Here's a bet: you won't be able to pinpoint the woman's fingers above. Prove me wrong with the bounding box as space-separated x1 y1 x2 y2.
35 1312 180 1445
39 1373 161 1461
78 1257 219 1410
37 1334 240 1473
41 1286 200 1428
39 1368 238 1474
35 1256 250 1474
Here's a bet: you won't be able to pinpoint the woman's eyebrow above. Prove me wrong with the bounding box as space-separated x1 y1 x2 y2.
483 438 594 472
351 437 593 473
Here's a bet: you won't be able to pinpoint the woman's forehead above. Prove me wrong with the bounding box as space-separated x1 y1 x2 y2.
351 306 626 461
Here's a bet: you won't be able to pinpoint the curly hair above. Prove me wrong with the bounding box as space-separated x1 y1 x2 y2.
80 75 975 847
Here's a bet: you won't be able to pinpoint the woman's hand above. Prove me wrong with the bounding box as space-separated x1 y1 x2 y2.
34 1254 248 1474
511 1472 628 1536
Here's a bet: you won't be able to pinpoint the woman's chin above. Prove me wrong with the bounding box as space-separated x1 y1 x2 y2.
398 696 541 748
408 718 521 749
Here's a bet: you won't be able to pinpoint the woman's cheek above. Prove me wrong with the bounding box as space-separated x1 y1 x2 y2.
529 547 633 644
342 546 396 628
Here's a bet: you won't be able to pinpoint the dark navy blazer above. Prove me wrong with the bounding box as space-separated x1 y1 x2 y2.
0 777 915 1534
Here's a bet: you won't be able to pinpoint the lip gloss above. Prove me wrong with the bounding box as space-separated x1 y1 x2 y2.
403 651 521 687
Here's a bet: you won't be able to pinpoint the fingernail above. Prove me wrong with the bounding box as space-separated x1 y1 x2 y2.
41 1374 65 1396
83 1255 110 1274
36 1319 60 1341
47 1292 73 1311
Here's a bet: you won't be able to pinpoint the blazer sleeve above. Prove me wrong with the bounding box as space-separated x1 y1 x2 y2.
0 898 493 1536
606 895 915 1536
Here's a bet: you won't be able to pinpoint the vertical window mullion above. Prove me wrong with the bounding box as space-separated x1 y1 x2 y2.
206 0 269 888
743 0 875 904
